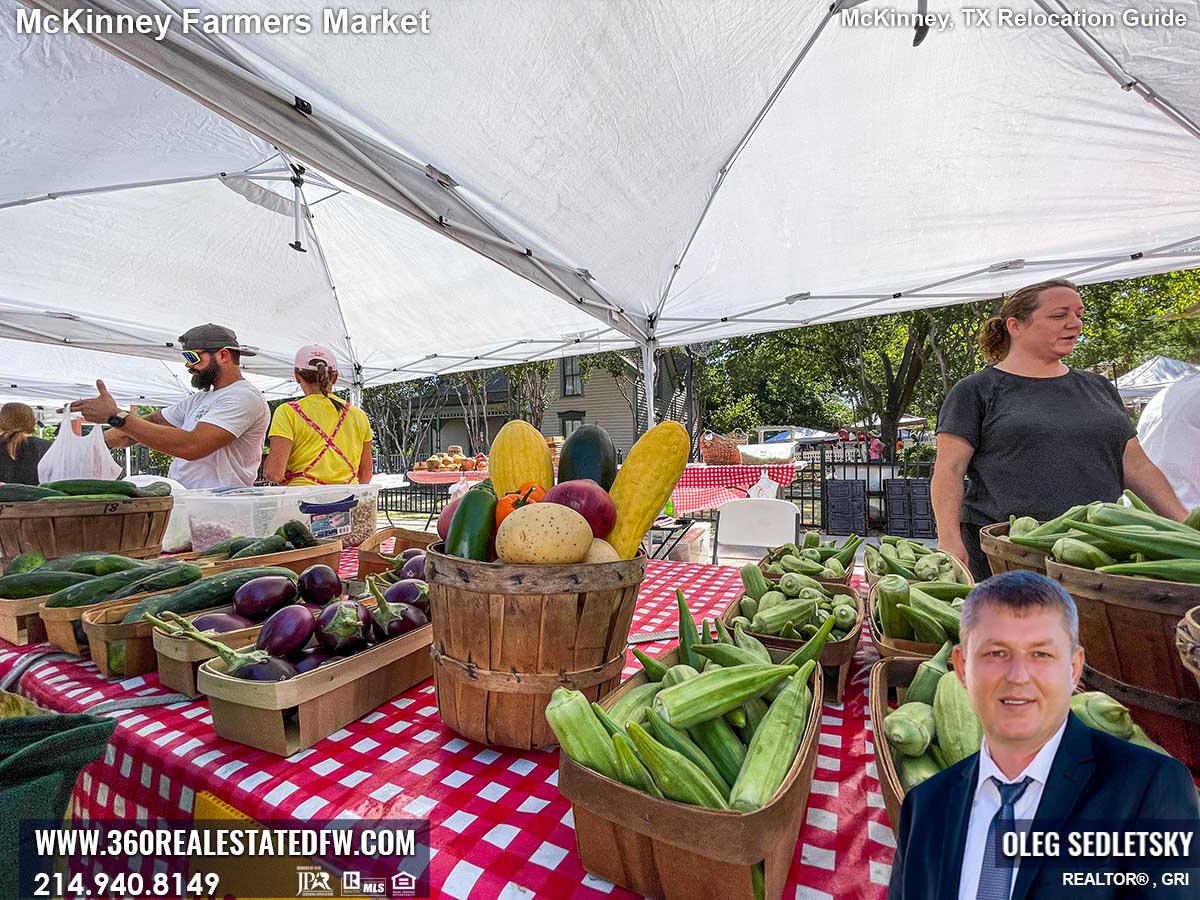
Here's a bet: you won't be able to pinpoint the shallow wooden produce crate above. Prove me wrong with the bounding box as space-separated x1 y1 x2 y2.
721 582 863 702
356 527 436 579
559 648 823 900
197 624 433 755
866 585 941 660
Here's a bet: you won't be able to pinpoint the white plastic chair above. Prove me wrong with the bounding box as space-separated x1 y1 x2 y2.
711 498 800 564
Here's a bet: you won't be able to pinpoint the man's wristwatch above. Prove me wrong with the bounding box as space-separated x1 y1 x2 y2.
106 412 128 429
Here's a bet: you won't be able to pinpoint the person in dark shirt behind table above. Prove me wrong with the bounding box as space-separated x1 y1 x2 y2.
931 278 1186 581
0 403 51 485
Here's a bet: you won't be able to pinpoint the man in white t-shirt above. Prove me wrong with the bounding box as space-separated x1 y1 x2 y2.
1137 372 1200 511
71 324 270 488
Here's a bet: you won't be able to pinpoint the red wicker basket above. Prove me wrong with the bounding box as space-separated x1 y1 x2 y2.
699 430 746 466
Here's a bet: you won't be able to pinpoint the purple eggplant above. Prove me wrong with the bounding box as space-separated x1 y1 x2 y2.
368 578 431 641
399 554 425 581
292 647 334 673
400 547 425 561
145 612 296 681
256 604 317 657
190 612 255 633
297 565 342 604
315 600 370 655
383 578 428 609
233 576 298 621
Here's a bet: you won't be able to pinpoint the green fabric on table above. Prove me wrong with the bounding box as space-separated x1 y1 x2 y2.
0 709 116 900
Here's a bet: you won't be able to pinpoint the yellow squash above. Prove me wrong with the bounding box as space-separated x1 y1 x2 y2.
607 420 690 558
489 420 554 497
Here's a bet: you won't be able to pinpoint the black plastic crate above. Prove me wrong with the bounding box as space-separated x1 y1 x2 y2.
883 479 937 539
825 479 867 535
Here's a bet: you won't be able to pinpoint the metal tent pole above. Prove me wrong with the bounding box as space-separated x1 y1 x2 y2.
641 341 657 432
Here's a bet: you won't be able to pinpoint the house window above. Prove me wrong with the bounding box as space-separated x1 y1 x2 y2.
560 411 584 437
561 356 583 397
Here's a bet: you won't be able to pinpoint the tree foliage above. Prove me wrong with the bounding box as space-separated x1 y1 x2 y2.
504 361 556 431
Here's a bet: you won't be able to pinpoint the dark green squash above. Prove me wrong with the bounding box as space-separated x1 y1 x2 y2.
557 424 617 491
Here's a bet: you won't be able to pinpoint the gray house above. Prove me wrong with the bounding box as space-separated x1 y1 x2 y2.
432 355 687 458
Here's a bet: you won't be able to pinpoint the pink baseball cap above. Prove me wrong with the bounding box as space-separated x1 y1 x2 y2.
294 345 338 370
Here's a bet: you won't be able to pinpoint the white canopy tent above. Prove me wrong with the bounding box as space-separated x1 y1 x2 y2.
2 1 1199 426
1116 355 1200 401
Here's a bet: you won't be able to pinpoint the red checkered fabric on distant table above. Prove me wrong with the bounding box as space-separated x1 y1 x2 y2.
0 551 893 899
671 463 799 515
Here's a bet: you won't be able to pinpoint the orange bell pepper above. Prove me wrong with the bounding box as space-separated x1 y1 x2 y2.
495 482 546 528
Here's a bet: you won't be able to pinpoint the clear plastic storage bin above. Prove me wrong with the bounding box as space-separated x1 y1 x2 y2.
187 484 381 553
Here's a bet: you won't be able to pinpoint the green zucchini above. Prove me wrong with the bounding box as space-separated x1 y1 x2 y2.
0 485 65 502
0 570 94 599
104 563 203 602
120 566 299 624
43 565 161 608
228 535 289 560
4 551 45 575
40 479 141 498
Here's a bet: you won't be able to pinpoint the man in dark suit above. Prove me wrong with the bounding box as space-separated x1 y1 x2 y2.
889 571 1199 900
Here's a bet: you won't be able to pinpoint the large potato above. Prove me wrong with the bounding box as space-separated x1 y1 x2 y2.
584 538 620 563
495 502 593 565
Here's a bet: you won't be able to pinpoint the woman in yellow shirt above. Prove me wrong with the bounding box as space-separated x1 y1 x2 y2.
263 346 373 486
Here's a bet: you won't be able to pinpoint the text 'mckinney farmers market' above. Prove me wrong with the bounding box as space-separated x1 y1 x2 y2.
839 6 1189 32
12 7 433 40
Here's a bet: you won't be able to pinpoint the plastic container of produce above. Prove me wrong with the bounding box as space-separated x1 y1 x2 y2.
187 485 380 553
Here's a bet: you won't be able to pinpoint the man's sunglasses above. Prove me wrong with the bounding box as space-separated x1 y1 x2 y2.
181 348 230 366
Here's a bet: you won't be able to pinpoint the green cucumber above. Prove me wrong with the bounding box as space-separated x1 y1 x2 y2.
228 535 289 560
61 554 146 577
279 520 319 549
0 485 65 502
4 551 45 575
43 565 162 608
198 536 249 558
40 479 141 497
39 494 132 502
134 482 172 497
104 564 204 603
120 566 299 624
0 570 94 599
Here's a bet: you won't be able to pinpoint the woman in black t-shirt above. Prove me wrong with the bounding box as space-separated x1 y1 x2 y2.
932 278 1187 581
0 403 51 485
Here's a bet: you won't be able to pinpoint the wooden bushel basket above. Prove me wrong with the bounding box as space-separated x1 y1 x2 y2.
356 527 436 579
1178 607 1200 695
0 496 173 568
424 542 646 749
559 649 822 900
979 522 1048 576
869 656 922 836
866 585 941 660
722 583 863 702
1047 559 1200 771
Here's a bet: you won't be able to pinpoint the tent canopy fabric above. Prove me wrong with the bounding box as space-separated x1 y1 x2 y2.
1 0 1199 403
1116 355 1200 401
762 426 836 444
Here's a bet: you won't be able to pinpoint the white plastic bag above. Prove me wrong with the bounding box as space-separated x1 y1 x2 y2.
37 405 122 483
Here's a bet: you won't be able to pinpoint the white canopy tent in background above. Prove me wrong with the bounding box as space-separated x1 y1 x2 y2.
1 1 1199 428
1117 355 1200 401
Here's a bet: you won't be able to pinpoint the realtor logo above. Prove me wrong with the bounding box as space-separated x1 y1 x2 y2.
342 871 386 896
390 871 417 897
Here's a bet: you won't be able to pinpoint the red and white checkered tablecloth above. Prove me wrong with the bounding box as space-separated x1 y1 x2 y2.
0 551 894 899
671 463 800 515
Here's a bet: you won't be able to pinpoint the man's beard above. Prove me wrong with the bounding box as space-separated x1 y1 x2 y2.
190 360 220 390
